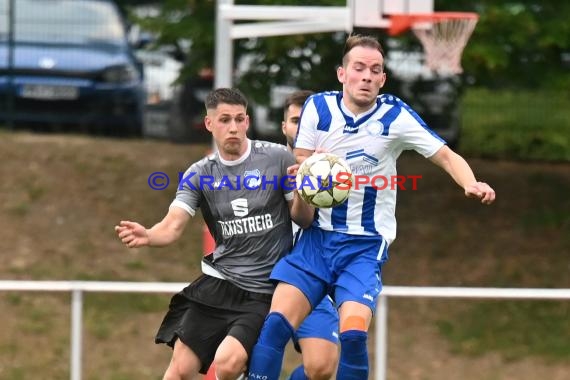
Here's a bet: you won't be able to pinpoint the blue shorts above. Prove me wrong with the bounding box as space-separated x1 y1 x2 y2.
294 295 339 351
271 227 388 312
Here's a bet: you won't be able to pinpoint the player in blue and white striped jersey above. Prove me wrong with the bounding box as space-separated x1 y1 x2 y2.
282 90 339 380
249 35 496 380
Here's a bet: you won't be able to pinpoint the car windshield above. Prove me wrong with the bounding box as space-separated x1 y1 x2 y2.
0 0 125 44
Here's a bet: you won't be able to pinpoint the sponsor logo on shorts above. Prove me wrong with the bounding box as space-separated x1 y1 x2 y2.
248 373 268 380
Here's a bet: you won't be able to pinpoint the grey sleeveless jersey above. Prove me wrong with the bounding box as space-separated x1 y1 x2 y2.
171 140 296 293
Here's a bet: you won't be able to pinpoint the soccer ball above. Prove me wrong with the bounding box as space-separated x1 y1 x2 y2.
296 153 353 208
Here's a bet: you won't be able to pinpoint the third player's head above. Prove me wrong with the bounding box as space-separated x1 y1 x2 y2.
205 88 250 160
282 90 314 150
337 34 386 114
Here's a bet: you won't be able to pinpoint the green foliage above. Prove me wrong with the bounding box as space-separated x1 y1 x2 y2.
437 0 570 89
236 31 347 101
437 301 570 360
118 0 350 101
127 0 215 75
117 0 570 96
460 88 570 161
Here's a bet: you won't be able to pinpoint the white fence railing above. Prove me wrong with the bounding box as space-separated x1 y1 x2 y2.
1 281 569 380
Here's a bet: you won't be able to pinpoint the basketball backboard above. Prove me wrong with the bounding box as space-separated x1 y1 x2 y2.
352 0 433 29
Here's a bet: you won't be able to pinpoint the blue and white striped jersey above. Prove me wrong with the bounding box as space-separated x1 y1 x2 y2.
294 91 445 244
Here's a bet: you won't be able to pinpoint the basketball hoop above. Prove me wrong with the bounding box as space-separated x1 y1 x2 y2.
388 12 479 75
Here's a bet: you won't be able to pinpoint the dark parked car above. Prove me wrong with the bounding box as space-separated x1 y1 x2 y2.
0 0 145 135
142 69 280 144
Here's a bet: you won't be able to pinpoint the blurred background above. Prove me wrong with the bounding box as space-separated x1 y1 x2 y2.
0 0 568 379
1 0 569 158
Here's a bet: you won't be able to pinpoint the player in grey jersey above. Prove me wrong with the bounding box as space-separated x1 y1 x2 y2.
115 88 313 380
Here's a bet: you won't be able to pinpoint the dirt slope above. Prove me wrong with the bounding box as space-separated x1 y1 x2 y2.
0 131 568 379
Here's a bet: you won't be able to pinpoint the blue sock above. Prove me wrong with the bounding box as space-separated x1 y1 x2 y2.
287 365 307 380
336 330 368 380
248 312 295 380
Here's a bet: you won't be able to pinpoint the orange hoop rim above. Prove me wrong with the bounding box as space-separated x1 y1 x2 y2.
389 12 479 36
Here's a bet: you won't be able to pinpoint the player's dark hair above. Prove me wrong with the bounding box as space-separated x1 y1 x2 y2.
283 90 314 118
205 88 248 111
342 34 385 68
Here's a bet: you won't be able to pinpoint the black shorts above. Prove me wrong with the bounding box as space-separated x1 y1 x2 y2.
155 275 272 374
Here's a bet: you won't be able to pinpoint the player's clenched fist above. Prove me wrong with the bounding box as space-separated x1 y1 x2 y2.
115 220 149 248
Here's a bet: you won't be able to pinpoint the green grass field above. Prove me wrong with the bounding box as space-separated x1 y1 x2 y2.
437 300 570 361
0 87 568 379
460 88 570 161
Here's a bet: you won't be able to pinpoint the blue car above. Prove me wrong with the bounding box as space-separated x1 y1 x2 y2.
0 0 145 135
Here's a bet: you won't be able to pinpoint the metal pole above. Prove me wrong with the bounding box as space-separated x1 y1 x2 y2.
376 295 388 380
213 0 234 153
6 0 15 129
215 0 233 89
71 289 83 380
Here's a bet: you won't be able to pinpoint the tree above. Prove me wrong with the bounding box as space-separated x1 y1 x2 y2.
119 0 349 102
118 0 570 101
436 0 570 89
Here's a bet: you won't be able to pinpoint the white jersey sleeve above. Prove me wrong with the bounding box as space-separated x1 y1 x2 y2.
294 94 320 151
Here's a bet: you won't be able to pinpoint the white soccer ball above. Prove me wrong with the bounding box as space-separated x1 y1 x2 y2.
296 153 353 208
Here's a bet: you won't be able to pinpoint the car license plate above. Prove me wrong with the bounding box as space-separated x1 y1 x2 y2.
21 84 79 100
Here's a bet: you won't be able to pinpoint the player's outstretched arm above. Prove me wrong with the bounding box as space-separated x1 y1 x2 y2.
429 145 496 205
464 181 496 204
115 207 190 248
115 220 148 248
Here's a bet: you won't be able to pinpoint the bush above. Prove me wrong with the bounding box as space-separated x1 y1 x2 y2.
459 88 570 162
